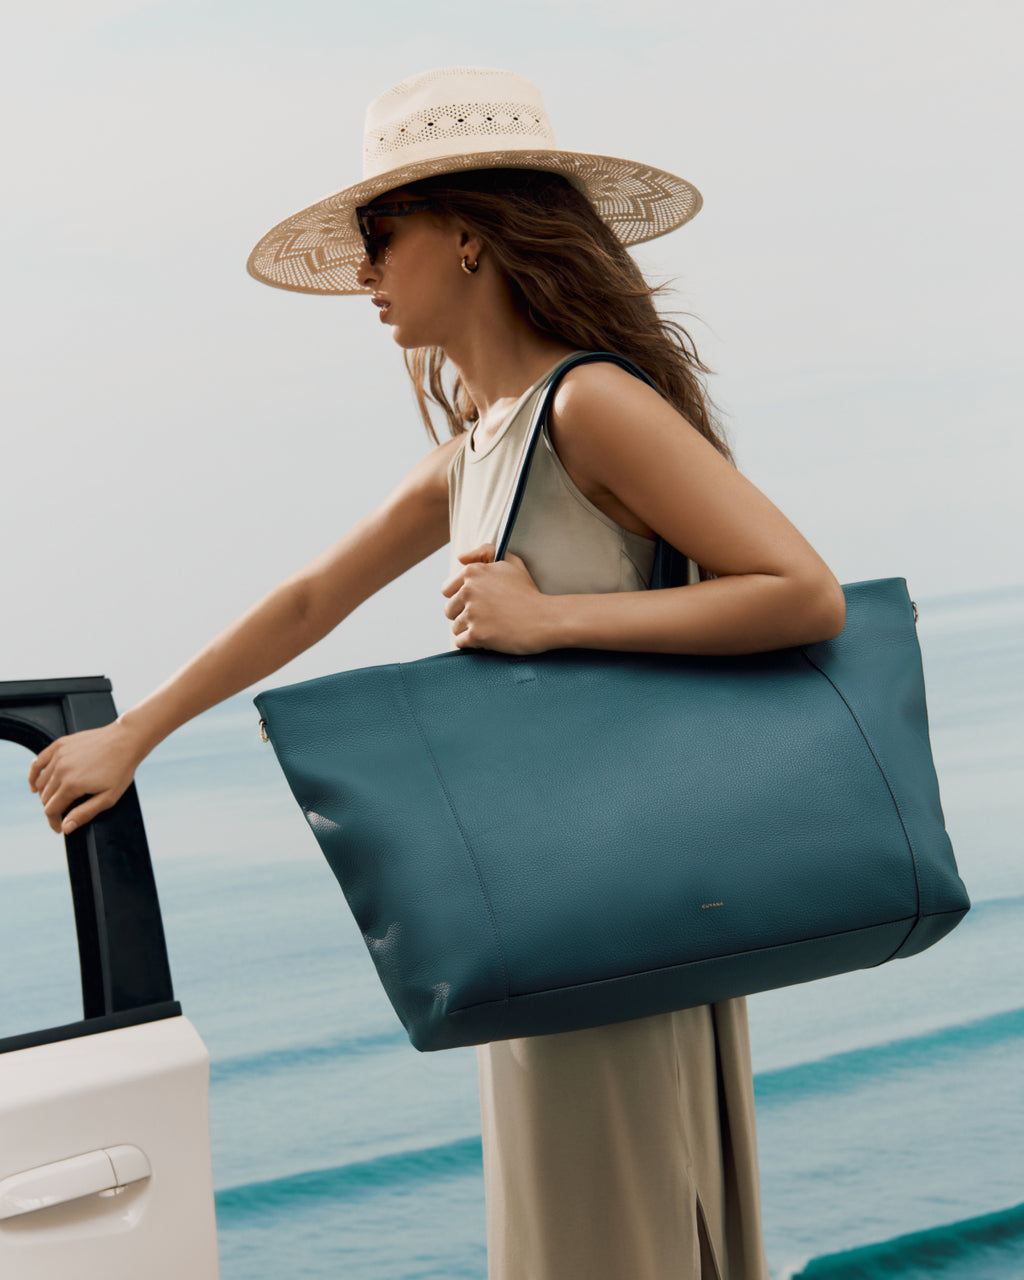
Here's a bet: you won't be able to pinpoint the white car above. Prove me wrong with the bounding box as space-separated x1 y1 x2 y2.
0 677 219 1280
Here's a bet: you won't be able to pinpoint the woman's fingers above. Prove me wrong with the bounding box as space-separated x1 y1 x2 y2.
442 562 496 622
441 544 496 598
443 579 477 644
38 771 64 810
40 789 73 833
59 793 117 837
42 777 130 835
443 584 466 621
41 775 89 827
441 559 488 609
451 604 480 648
27 742 56 793
35 741 79 810
457 542 496 566
441 545 504 596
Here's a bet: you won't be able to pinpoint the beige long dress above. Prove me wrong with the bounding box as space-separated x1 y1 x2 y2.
447 360 770 1280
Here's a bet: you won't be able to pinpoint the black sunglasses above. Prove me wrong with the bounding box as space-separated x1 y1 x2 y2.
355 199 435 264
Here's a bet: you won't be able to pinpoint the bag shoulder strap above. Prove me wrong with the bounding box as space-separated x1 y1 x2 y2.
493 350 691 590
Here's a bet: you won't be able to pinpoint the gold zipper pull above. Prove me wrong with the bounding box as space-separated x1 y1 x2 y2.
911 601 919 624
259 719 269 744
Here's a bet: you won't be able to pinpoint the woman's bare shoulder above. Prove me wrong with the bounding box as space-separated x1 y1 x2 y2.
552 358 675 417
547 359 707 488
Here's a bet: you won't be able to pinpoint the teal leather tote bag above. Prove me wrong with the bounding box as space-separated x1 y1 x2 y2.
255 353 969 1051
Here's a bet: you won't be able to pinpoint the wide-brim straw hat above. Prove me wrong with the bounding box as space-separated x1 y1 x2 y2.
246 66 702 296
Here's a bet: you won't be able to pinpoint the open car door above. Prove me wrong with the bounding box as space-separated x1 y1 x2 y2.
0 677 218 1279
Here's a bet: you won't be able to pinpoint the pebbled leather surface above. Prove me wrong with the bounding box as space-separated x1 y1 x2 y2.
255 578 969 1052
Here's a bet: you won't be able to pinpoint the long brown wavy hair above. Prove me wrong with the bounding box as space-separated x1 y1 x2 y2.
398 168 730 461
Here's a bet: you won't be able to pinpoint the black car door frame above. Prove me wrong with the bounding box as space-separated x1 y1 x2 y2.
0 676 180 1055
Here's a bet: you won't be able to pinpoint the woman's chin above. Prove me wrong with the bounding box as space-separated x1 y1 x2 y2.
389 326 428 351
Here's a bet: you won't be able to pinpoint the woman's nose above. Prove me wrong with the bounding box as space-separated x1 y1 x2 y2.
356 252 377 289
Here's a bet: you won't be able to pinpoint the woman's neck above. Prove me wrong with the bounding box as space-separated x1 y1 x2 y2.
439 273 576 423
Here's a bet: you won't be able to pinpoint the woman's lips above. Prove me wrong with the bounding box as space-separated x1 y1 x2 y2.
371 295 391 322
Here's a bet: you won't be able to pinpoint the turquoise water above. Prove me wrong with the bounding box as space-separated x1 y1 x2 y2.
1 584 1022 1277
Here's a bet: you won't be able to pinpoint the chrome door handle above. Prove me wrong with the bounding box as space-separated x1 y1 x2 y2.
0 1145 151 1219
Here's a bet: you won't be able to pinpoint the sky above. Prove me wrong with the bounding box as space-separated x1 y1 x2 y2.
2 0 1021 710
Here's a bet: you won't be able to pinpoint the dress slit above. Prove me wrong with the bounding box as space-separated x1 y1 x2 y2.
697 1194 724 1280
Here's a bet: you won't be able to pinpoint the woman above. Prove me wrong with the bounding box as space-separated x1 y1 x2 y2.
30 67 845 1278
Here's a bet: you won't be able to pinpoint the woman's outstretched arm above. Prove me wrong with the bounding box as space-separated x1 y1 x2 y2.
442 362 846 655
29 436 460 835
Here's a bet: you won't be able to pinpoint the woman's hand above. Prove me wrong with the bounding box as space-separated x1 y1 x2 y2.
442 543 556 653
28 719 147 835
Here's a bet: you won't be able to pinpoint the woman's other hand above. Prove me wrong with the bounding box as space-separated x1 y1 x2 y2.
28 719 146 835
442 543 555 653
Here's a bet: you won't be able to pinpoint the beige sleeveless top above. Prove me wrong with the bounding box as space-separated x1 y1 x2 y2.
446 360 658 594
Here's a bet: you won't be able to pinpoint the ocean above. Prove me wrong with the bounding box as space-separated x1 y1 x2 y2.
1 582 1021 1278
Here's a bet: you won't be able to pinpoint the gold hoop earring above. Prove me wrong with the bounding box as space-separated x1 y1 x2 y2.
461 256 479 275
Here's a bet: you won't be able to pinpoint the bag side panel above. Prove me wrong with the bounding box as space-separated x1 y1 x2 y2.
803 580 970 943
255 668 510 1048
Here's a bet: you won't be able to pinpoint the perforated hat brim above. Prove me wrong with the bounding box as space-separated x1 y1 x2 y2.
247 150 701 296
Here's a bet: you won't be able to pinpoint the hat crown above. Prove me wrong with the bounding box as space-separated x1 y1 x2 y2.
362 67 557 180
